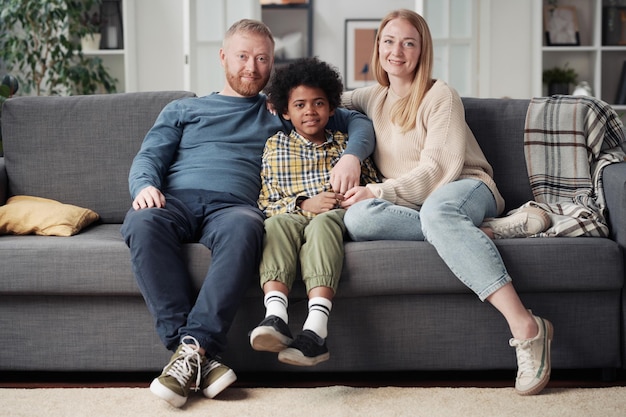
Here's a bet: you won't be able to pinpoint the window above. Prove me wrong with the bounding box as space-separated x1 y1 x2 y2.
417 0 478 96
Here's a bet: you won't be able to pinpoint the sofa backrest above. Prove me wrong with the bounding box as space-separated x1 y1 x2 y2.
462 97 534 214
1 91 196 223
1 92 533 223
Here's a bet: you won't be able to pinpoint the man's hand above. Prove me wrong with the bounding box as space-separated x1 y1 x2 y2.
341 186 375 208
330 154 360 194
300 192 344 214
132 186 166 210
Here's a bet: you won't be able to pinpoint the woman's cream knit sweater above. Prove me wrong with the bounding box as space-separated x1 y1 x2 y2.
342 79 505 215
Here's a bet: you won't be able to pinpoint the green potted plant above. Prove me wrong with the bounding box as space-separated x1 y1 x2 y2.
80 9 105 51
0 0 117 96
542 64 578 96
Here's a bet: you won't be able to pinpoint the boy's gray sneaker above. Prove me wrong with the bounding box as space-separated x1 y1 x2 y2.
149 335 203 408
278 329 329 367
250 315 293 352
509 315 553 395
200 358 237 398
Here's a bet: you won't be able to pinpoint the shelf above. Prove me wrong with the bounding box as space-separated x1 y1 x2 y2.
82 49 125 56
261 0 313 60
537 0 626 106
262 3 309 9
78 0 133 92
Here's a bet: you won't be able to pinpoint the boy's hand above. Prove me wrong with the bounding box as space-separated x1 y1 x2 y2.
300 192 344 214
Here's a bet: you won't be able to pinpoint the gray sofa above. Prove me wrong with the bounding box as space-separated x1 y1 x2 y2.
1 91 624 379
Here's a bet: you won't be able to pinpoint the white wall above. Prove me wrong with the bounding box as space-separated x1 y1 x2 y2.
485 0 533 99
132 0 534 98
134 0 185 92
312 0 415 86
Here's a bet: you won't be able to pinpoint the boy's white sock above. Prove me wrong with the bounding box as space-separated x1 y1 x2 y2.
303 297 332 339
264 290 288 323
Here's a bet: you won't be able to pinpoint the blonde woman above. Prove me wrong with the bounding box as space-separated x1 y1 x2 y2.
341 9 553 396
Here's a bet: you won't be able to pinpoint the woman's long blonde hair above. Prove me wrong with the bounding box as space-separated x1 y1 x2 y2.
371 9 434 132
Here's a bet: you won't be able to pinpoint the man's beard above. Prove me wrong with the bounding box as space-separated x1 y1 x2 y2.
225 68 269 97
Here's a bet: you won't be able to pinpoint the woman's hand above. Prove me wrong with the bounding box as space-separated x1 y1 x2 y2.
341 186 375 208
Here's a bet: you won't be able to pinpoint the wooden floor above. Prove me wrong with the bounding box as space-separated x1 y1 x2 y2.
1 369 625 389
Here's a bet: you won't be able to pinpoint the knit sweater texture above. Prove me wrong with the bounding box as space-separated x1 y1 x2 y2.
342 80 504 214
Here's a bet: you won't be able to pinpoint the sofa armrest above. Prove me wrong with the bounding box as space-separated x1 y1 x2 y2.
0 157 6 205
604 162 626 249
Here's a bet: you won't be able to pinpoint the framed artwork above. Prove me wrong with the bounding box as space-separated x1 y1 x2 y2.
344 19 379 90
544 6 580 46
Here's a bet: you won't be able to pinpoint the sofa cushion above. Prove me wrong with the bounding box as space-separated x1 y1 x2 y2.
1 227 621 297
1 91 196 223
0 195 99 236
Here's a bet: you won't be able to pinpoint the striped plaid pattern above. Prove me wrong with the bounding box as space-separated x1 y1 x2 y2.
258 129 380 219
520 95 626 237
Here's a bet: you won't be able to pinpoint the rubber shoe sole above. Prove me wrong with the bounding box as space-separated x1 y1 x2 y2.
250 326 293 352
278 348 330 367
202 367 237 399
150 377 188 408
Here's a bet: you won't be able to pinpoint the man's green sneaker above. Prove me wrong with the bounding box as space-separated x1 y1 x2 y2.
509 315 553 395
200 358 237 398
150 336 203 408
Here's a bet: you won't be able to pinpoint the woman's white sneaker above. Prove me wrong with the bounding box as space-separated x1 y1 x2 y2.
509 315 553 395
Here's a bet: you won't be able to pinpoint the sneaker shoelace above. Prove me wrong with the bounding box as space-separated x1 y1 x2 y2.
165 335 203 391
494 218 527 236
510 338 536 377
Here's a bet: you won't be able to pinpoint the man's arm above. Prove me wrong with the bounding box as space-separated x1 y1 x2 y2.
128 103 183 200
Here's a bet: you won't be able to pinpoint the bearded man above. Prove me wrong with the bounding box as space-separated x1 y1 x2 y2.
121 19 374 408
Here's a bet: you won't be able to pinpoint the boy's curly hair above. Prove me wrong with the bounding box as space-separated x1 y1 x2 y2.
265 57 343 115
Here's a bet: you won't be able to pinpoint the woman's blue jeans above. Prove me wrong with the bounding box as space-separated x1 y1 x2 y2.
121 189 265 357
343 179 511 301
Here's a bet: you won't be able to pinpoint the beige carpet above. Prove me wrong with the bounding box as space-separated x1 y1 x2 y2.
1 386 625 417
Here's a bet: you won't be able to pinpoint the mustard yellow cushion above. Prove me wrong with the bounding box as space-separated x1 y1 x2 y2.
0 195 100 236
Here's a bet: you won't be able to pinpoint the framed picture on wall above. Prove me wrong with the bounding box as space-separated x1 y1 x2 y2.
344 19 379 90
544 6 580 46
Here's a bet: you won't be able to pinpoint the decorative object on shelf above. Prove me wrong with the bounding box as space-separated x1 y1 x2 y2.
100 0 123 49
273 32 304 61
603 3 626 45
572 81 592 96
344 19 380 90
282 32 304 59
0 0 117 95
616 60 626 105
544 5 580 46
79 9 104 51
81 34 102 51
542 64 578 96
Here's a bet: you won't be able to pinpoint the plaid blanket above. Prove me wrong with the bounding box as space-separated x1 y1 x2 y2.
517 95 626 237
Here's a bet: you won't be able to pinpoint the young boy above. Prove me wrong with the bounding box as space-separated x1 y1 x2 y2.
251 57 379 366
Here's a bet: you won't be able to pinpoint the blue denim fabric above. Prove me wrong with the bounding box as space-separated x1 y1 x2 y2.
344 179 511 301
121 189 264 356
